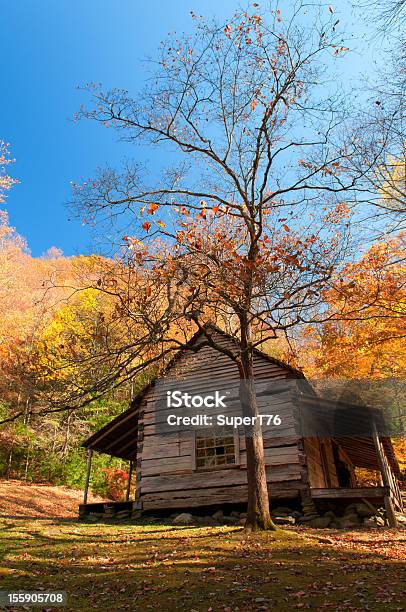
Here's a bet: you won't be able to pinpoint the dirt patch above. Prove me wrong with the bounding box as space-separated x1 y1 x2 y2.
0 479 107 518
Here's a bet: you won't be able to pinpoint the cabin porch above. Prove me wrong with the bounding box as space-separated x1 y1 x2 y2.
78 500 136 519
300 392 404 525
305 433 404 525
329 433 404 518
78 402 139 518
303 433 403 527
310 485 402 508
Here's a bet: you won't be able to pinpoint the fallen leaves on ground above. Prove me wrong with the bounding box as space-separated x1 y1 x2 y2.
0 479 105 518
0 516 405 612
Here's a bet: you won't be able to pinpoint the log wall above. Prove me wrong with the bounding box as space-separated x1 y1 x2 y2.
136 332 310 511
303 437 339 488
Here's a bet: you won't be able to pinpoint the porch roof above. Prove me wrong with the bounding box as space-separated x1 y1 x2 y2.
82 404 139 460
333 435 400 477
300 395 401 477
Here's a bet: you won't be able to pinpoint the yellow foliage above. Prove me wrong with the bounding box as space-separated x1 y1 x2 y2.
301 235 405 380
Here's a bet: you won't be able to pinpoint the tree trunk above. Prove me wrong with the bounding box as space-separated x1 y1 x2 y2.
24 447 30 481
24 397 30 426
6 450 12 479
62 412 73 461
239 320 276 531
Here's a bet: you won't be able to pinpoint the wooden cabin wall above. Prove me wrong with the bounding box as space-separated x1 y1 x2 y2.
303 438 339 488
322 439 339 487
303 438 325 488
136 337 309 511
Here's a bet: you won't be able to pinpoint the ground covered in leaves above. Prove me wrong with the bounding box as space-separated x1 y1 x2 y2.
0 479 105 518
0 516 405 611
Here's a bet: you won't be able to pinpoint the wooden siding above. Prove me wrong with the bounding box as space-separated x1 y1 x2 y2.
303 438 325 488
137 331 308 510
142 481 305 510
303 438 339 488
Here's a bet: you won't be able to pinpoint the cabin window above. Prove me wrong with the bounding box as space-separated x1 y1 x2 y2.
195 430 237 470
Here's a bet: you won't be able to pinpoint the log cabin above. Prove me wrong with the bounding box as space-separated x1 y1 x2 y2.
80 326 403 523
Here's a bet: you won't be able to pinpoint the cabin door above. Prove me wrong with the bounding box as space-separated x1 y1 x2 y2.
332 442 351 487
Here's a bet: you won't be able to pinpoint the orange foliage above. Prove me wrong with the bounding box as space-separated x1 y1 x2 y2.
302 235 405 380
0 212 122 414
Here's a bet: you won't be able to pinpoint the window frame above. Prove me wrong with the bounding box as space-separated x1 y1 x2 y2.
192 429 240 471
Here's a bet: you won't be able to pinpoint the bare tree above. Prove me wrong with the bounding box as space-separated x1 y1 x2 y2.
346 40 405 233
363 0 406 30
60 4 374 529
350 0 406 234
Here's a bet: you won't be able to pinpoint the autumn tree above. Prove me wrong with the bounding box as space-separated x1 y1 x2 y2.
0 213 74 418
63 4 379 530
301 234 405 379
0 223 132 488
0 143 133 491
34 257 145 406
300 234 406 473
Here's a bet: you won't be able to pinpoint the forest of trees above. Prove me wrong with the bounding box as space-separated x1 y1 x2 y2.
0 204 404 497
0 210 135 496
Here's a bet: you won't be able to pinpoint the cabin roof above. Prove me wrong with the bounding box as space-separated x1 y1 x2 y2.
82 324 304 458
337 436 400 476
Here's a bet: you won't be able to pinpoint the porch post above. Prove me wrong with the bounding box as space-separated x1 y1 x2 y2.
372 421 398 528
83 449 93 505
126 460 133 502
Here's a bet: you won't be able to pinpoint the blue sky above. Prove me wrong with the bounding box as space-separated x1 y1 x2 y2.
1 0 378 257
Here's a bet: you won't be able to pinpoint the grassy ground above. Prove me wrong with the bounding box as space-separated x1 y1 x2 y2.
0 517 405 611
